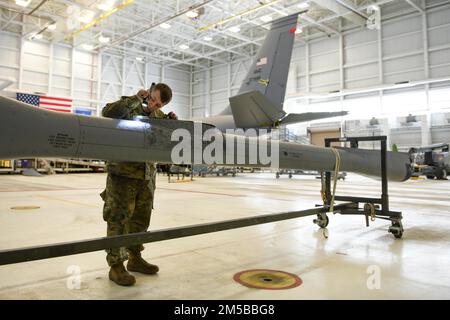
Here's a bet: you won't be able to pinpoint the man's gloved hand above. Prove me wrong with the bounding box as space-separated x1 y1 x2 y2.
167 111 178 120
137 89 150 103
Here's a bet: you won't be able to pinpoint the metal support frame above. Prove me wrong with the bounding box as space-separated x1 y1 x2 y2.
0 203 353 266
323 135 404 238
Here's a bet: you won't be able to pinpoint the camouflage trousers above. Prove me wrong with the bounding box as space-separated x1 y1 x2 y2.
101 173 155 266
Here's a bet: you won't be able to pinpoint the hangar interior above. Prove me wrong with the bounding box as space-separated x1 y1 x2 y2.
0 0 449 299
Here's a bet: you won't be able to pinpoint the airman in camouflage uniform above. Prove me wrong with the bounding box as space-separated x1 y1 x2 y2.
101 83 175 286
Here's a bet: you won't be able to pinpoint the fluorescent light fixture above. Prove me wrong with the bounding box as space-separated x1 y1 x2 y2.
368 4 380 11
98 35 110 43
260 15 272 22
135 57 144 62
33 33 43 40
186 10 199 18
79 10 95 24
203 36 213 41
47 23 57 30
228 26 240 33
297 1 309 10
82 43 94 51
179 44 189 50
98 0 116 11
160 23 171 29
15 0 31 7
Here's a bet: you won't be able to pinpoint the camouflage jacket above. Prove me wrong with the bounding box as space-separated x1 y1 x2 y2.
102 95 167 180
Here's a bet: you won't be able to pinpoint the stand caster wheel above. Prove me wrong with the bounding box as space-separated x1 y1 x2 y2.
389 221 403 239
313 214 329 228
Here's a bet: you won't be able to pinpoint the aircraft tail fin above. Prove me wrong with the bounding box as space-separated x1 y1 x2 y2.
223 13 348 129
237 13 298 110
221 13 298 116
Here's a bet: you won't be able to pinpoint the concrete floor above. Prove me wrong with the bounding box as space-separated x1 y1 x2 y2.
0 172 449 299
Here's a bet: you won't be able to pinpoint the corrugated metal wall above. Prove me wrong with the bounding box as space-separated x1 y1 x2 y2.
0 32 190 118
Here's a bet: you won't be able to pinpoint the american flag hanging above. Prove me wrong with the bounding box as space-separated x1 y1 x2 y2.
16 93 73 113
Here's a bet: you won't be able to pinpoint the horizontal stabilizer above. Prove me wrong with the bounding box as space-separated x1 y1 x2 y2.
229 90 285 129
280 111 348 126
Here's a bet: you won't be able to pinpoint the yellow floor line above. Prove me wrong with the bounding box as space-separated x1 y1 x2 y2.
36 194 99 208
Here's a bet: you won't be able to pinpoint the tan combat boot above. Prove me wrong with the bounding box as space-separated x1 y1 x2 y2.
127 253 159 275
109 262 136 286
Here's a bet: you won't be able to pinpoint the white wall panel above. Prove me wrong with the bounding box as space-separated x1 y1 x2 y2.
345 77 380 89
429 49 450 66
22 70 48 91
52 60 71 75
384 69 425 83
168 79 189 95
0 48 19 66
211 76 227 91
23 41 48 57
193 96 204 106
382 15 422 37
74 50 94 65
345 63 379 82
291 45 306 62
53 46 71 60
427 6 450 27
344 42 378 63
344 28 377 47
430 65 450 78
0 68 18 90
310 71 340 90
382 32 423 57
211 91 227 103
310 51 339 71
148 64 161 79
384 55 424 74
309 37 339 55
52 75 71 90
23 53 49 73
428 25 450 48
192 108 204 118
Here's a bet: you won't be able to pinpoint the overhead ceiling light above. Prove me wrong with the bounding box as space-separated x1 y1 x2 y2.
79 10 95 24
160 23 171 29
135 57 144 62
15 0 31 7
297 1 309 10
295 27 303 34
33 33 43 40
260 15 272 22
179 44 189 50
98 35 110 43
82 43 94 51
228 26 240 33
203 36 213 41
186 10 199 18
368 4 380 11
47 22 57 31
98 0 116 11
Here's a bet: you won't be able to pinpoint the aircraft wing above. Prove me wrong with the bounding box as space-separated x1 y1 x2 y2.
279 111 348 126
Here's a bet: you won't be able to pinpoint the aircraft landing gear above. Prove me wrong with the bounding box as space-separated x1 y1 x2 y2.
313 213 329 228
389 220 404 239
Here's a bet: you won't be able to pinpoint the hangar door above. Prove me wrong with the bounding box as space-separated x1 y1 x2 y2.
308 127 341 147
